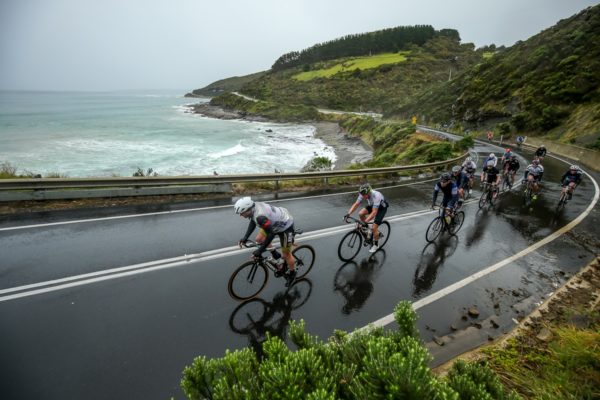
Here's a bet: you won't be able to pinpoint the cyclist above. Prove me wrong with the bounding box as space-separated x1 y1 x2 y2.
560 165 583 200
431 173 458 223
516 135 525 148
500 148 513 175
523 159 544 199
483 152 498 168
486 131 493 142
506 154 521 187
345 183 389 253
451 165 469 207
481 160 501 199
461 156 477 194
535 145 547 161
234 196 297 286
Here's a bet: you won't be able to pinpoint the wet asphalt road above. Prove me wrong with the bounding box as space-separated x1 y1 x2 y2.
1 142 599 400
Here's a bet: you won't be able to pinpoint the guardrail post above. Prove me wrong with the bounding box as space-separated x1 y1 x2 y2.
275 179 280 192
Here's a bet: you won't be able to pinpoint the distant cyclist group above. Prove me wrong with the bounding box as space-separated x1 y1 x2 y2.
230 143 584 296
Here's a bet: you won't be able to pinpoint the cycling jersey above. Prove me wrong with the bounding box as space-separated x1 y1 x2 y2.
561 170 582 186
355 190 388 209
432 180 458 208
452 171 469 188
242 202 294 254
483 167 500 184
516 136 524 143
483 155 498 167
524 164 544 181
507 159 520 172
462 160 477 173
502 151 513 160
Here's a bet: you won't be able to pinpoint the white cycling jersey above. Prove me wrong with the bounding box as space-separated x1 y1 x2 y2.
355 190 387 208
525 164 544 176
252 202 294 233
462 160 477 172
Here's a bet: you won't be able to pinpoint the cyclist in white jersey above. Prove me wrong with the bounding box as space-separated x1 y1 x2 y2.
234 197 297 286
344 183 389 253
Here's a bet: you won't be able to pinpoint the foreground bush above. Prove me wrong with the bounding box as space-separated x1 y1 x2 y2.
181 301 520 400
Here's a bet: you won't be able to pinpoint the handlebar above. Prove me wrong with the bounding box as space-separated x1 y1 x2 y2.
343 215 369 226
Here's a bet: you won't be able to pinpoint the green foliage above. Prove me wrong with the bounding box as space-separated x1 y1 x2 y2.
132 167 158 177
181 301 516 400
453 135 474 152
447 360 521 400
301 156 333 172
0 161 18 179
496 122 511 135
189 71 268 97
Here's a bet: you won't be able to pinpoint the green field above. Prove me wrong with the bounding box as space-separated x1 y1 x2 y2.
293 52 409 81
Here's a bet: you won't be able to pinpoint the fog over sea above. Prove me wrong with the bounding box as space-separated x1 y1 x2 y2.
0 90 336 178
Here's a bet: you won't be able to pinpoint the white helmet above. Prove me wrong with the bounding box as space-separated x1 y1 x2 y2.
489 153 495 158
234 197 254 214
486 160 495 167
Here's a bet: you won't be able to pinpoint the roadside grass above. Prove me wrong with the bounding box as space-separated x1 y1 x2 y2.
293 52 409 81
482 308 600 399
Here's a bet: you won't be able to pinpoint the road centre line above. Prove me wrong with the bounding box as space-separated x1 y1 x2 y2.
366 153 600 329
0 206 448 302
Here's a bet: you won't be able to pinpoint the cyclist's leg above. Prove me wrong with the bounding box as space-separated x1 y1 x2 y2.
358 207 370 222
372 206 387 242
568 182 576 198
280 228 295 272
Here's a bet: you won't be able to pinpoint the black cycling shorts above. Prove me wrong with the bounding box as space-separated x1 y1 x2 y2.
365 204 388 225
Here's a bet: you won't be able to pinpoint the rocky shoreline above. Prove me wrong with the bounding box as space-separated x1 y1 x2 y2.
188 103 372 170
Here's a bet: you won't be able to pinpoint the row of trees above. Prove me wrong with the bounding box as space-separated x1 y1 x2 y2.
271 25 459 71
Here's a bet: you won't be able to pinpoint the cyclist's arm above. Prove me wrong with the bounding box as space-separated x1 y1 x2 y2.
254 216 275 255
241 219 257 242
346 199 361 216
432 184 440 206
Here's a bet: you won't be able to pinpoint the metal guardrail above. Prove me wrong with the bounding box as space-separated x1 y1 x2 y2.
0 153 468 201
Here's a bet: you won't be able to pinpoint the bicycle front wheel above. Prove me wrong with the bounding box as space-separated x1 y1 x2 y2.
337 231 363 261
449 211 465 235
293 245 315 279
229 298 268 333
376 221 391 249
425 217 444 243
228 261 268 301
478 191 488 209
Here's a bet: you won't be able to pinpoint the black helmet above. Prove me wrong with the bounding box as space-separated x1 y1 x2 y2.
359 183 372 195
441 173 451 181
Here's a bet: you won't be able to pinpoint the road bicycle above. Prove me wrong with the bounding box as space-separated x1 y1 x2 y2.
478 181 498 209
228 231 315 301
337 216 391 261
523 178 541 206
460 176 473 200
425 205 465 243
501 167 514 192
556 184 576 210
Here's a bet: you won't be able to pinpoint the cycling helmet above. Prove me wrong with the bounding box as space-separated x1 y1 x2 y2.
489 153 495 158
234 197 254 214
359 183 372 195
441 173 451 181
505 148 511 153
570 165 579 171
540 145 545 148
465 157 473 162
532 159 539 165
452 165 462 173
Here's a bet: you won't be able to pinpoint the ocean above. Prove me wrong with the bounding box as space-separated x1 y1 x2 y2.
0 90 336 178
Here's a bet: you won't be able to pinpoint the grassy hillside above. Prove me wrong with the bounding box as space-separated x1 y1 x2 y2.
187 71 267 98
241 36 484 113
391 5 600 146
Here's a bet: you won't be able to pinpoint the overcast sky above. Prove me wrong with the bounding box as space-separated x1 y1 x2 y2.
0 0 597 92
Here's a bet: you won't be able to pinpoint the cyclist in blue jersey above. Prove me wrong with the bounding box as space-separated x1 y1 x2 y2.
235 196 297 286
431 173 459 222
345 183 389 253
560 165 583 200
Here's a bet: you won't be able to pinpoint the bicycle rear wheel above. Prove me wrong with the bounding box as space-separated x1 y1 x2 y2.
449 211 465 235
376 221 391 249
228 261 268 301
425 217 444 243
338 231 362 261
293 245 315 279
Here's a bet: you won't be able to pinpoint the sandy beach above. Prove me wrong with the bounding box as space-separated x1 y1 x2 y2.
189 103 372 170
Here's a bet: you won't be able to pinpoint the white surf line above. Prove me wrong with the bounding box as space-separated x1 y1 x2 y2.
0 177 441 232
366 159 600 329
0 205 450 302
